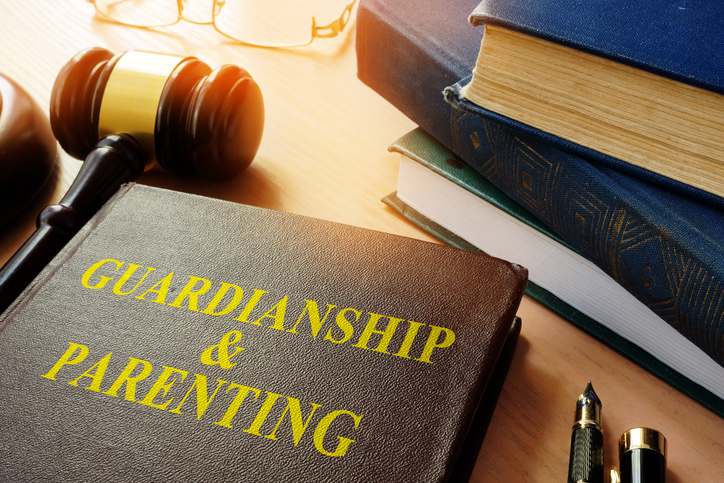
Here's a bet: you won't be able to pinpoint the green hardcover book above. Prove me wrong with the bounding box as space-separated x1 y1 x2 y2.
387 128 724 417
0 184 526 482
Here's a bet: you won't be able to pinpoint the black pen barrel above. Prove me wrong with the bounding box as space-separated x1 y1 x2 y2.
567 426 604 483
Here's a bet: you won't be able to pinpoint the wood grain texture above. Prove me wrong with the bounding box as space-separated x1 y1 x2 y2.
0 1 722 481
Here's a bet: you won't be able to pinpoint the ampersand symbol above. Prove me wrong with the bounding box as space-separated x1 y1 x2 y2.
200 330 245 369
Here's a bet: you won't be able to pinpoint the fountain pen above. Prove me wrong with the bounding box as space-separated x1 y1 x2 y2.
567 382 604 483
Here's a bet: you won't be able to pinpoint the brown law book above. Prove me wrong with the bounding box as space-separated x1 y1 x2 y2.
0 184 526 482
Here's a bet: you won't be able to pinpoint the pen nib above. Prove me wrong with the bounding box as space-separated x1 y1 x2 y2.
581 381 601 407
574 381 602 430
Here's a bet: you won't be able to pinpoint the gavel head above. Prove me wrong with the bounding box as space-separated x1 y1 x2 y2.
49 47 264 180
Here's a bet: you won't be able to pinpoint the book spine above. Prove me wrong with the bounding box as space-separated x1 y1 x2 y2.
355 0 471 151
443 84 724 369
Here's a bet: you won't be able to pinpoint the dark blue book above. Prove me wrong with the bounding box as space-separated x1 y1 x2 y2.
356 0 724 373
460 0 724 207
468 0 724 94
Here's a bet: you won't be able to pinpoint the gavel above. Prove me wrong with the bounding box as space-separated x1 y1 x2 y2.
0 47 265 313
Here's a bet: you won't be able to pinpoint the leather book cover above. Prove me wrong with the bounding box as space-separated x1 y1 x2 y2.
0 184 527 482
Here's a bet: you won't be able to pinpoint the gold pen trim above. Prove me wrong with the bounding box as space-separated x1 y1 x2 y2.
619 427 667 458
572 419 602 431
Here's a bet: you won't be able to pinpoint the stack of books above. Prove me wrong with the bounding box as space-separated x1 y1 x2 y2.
356 0 724 417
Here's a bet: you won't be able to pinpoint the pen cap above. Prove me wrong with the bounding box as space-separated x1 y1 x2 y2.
618 428 666 483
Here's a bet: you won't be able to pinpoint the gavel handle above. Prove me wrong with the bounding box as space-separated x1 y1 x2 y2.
0 134 145 314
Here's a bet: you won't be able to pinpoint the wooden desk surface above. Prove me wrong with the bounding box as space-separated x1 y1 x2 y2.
1 1 722 481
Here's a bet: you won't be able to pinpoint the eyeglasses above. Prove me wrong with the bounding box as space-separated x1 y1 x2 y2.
90 0 356 48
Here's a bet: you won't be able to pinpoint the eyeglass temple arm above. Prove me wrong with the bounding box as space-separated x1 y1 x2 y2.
312 0 356 39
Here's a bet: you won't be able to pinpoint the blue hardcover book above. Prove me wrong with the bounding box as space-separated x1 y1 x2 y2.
468 0 724 94
459 0 724 207
356 0 724 371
